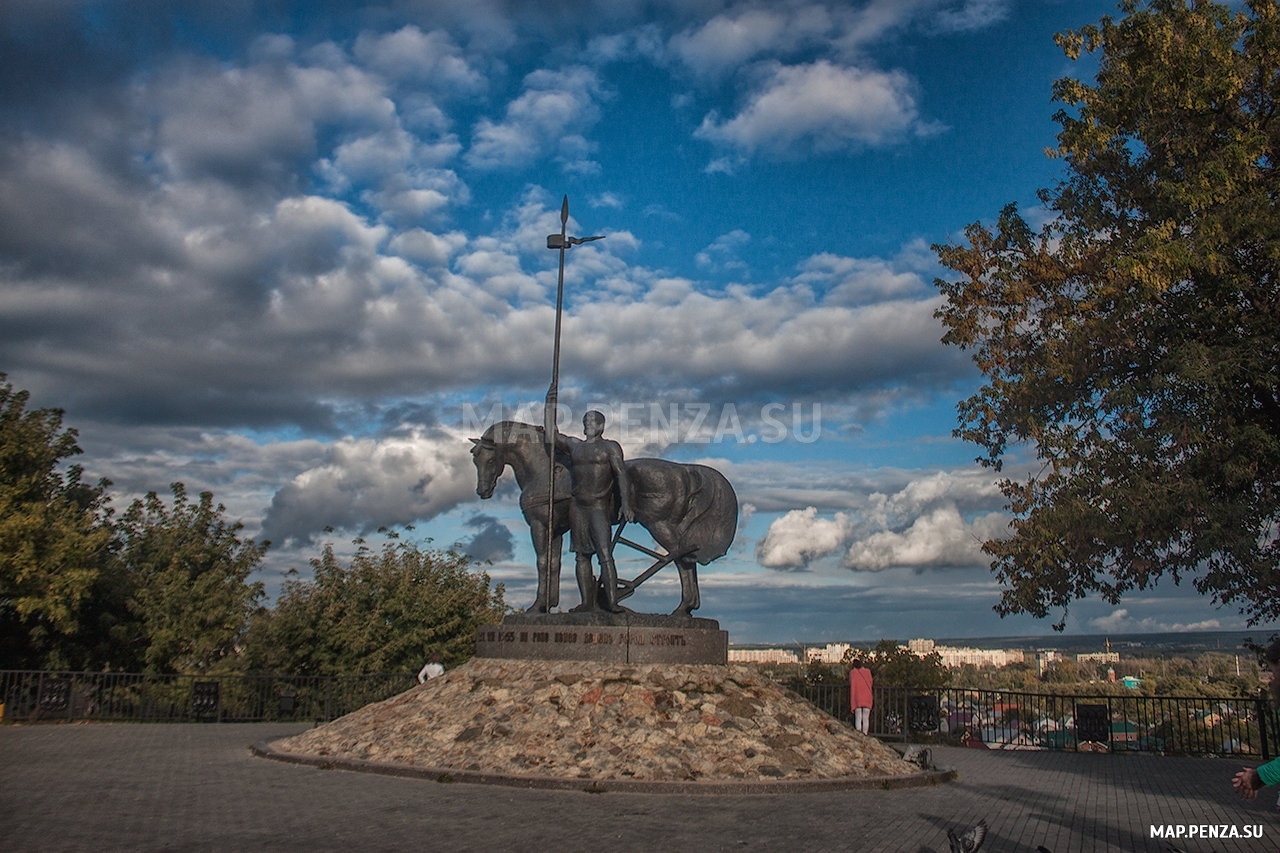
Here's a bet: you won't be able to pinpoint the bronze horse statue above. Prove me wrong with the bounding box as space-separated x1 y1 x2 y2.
470 420 737 615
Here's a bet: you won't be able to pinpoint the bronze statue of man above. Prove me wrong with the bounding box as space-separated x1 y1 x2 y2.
560 410 633 611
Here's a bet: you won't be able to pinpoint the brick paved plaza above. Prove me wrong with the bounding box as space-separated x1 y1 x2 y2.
2 723 1277 852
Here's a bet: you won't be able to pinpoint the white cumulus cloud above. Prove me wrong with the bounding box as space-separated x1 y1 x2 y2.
262 428 478 545
353 26 485 93
756 470 1007 573
756 506 854 569
466 66 605 171
1088 608 1224 634
671 5 833 81
843 505 1003 571
695 60 941 156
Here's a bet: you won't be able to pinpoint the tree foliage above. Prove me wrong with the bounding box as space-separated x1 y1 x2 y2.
866 639 951 689
116 483 267 673
0 376 509 675
934 0 1280 628
0 375 115 669
253 535 507 675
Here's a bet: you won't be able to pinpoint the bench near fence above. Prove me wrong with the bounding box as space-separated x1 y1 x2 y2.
0 670 417 724
790 683 1280 759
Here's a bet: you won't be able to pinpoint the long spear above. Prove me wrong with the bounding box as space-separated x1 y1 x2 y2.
543 195 602 608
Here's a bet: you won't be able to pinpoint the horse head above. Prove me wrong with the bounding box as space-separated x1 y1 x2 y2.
471 421 554 500
470 435 503 499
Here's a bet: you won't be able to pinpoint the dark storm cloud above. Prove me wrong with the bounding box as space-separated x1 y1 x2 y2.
454 512 515 562
0 3 147 118
258 429 479 545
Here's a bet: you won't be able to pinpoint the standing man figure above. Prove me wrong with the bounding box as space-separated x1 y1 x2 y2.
849 659 874 734
561 410 633 611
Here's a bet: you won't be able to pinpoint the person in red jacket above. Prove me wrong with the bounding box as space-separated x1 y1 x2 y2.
849 658 874 734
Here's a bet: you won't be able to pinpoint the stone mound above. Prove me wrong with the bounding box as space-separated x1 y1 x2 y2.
273 658 920 784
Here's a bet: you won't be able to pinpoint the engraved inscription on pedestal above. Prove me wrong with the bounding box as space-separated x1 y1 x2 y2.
475 614 727 665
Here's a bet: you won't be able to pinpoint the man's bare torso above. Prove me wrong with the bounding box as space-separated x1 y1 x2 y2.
570 437 623 505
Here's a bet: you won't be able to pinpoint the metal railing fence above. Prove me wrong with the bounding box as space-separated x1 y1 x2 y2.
10 669 1277 760
0 670 418 724
788 682 1280 759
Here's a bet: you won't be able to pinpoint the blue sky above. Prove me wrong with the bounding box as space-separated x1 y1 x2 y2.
2 0 1269 644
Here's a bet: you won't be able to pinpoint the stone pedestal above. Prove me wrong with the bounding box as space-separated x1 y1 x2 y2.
475 611 727 665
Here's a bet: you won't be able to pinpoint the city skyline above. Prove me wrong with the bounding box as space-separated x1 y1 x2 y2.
2 1 1274 643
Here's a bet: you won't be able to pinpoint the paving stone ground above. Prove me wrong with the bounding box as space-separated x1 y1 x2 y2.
2 722 1278 852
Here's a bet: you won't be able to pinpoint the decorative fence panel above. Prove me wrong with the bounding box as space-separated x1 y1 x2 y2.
0 671 418 724
788 682 1280 759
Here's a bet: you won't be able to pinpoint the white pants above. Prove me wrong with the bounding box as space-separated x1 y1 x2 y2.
853 706 870 733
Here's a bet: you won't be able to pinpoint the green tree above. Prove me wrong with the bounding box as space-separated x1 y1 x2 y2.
994 661 1042 690
117 483 267 673
0 375 115 669
867 639 950 689
934 0 1280 628
255 534 506 675
799 657 844 685
1040 660 1083 685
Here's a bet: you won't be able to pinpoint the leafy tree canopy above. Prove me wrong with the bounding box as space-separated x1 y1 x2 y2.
117 483 267 673
253 533 507 675
0 374 114 669
865 639 951 689
934 0 1280 628
0 376 510 676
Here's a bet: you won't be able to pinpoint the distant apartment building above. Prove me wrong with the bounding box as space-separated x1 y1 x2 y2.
907 638 937 655
1077 651 1121 664
727 648 800 664
907 638 1024 669
805 643 854 664
939 646 1026 668
1035 650 1062 676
